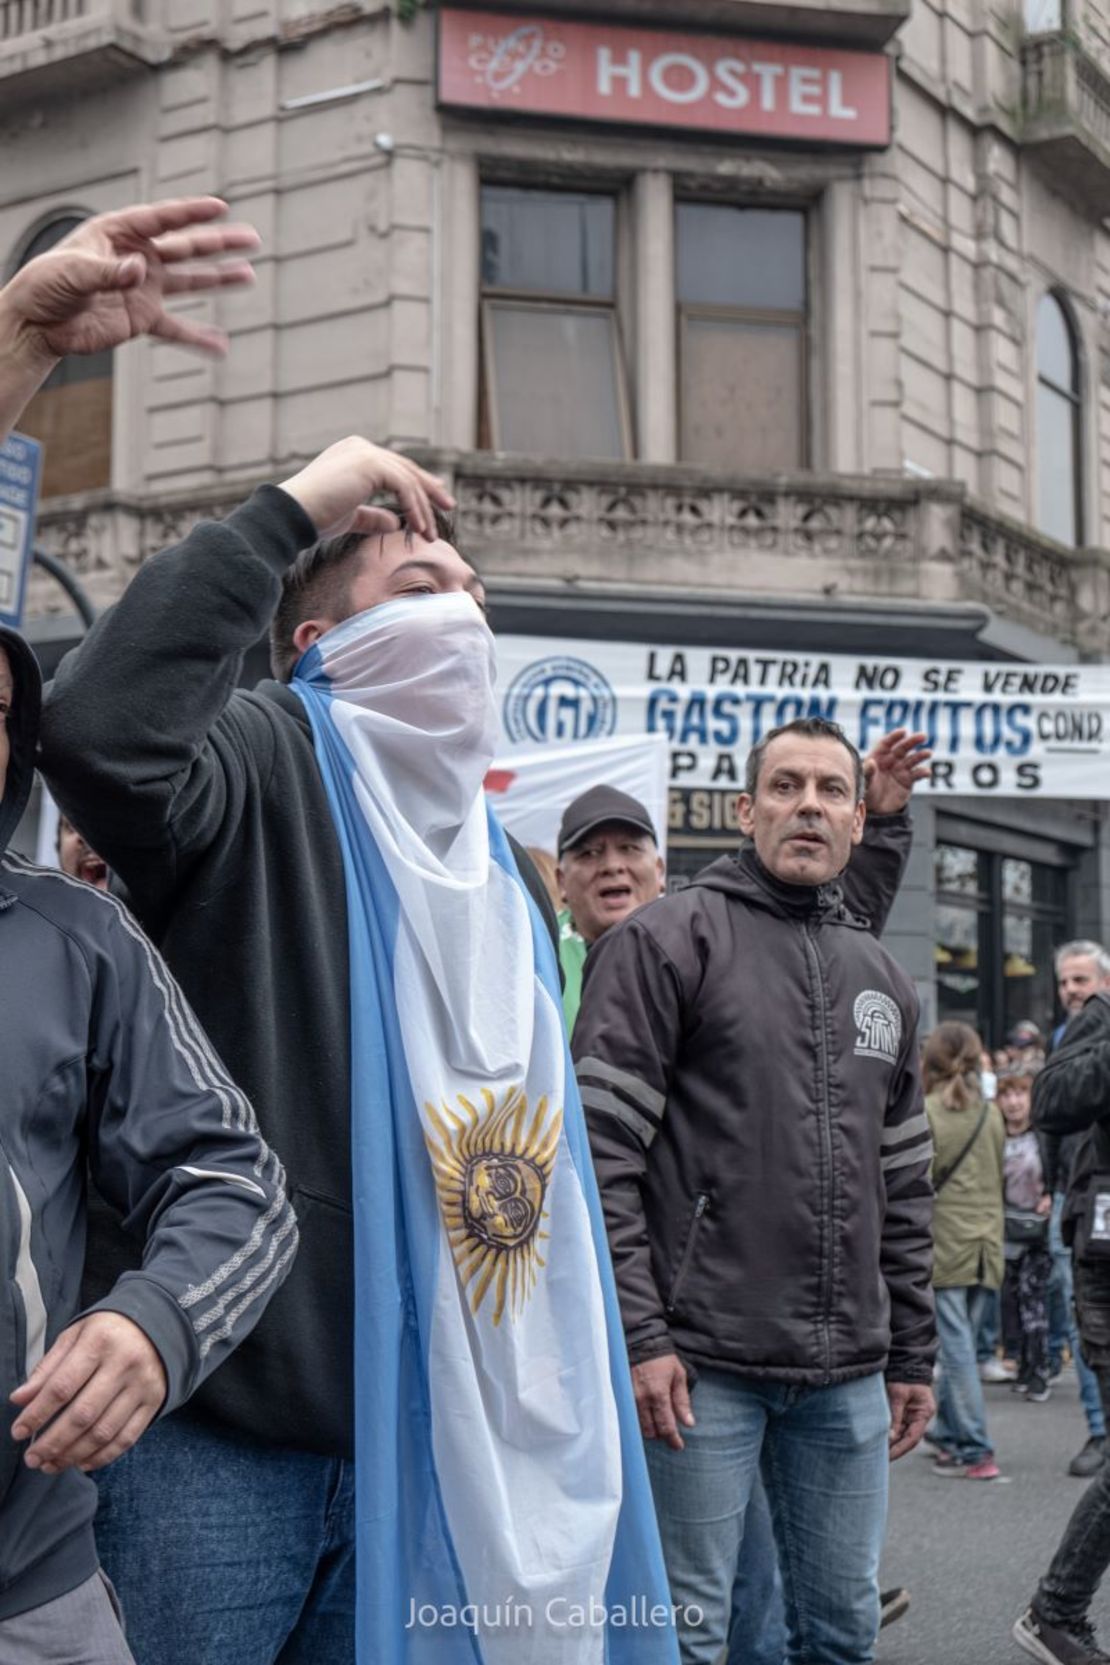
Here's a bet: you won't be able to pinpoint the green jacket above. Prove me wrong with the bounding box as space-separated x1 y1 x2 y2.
559 910 588 1035
926 1090 1005 1289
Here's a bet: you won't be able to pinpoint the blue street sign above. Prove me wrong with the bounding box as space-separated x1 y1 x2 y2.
0 432 43 629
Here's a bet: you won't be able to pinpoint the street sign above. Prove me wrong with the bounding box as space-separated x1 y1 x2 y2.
0 432 42 630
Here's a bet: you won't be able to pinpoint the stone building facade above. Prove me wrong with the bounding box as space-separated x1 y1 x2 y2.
5 0 1110 1038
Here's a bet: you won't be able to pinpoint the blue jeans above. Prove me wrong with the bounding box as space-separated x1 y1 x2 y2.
1048 1193 1107 1439
645 1369 889 1665
727 1473 787 1665
975 1288 1000 1362
933 1286 993 1464
93 1413 355 1665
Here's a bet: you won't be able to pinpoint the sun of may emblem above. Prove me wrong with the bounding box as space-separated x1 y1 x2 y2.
424 1086 562 1326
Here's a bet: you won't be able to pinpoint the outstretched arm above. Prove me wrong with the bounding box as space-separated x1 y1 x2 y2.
0 196 259 443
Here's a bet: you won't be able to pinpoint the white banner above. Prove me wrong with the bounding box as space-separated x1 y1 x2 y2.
496 636 1108 799
484 734 669 859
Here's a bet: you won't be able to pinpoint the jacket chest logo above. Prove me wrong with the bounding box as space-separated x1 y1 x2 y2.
853 990 901 1064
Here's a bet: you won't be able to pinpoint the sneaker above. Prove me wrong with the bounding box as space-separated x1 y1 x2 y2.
932 1451 966 1473
1013 1605 1110 1663
879 1587 910 1630
964 1457 1003 1480
1013 1377 1032 1396
1028 1376 1052 1404
980 1356 1017 1382
1069 1437 1107 1479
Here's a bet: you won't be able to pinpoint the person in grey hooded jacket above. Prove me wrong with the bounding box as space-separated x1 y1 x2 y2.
0 199 297 1662
0 627 297 1661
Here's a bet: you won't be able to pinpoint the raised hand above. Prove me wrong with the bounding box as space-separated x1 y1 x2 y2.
278 436 455 542
0 195 259 368
863 728 932 816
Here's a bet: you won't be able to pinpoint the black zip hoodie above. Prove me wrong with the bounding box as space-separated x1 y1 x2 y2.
40 487 560 1458
573 843 936 1386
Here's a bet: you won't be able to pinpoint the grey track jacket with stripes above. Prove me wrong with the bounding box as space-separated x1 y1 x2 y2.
0 625 297 1620
572 843 935 1387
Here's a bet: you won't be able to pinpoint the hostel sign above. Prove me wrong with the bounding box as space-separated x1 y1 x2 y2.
438 8 892 148
496 636 1110 800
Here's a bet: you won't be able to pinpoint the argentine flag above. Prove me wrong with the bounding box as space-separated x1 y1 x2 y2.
294 594 678 1665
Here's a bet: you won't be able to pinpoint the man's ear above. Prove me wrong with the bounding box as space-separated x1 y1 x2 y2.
292 618 329 658
851 799 867 846
655 855 666 894
737 792 755 836
555 863 569 908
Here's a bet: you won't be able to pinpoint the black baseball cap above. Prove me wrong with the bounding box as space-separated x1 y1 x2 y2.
557 785 657 858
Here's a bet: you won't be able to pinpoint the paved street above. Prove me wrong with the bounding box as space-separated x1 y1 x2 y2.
880 1369 1110 1664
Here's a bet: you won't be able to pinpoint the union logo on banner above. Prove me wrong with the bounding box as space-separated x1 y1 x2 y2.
503 656 618 745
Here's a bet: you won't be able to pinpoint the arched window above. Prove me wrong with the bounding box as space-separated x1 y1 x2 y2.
1035 292 1082 547
12 216 112 499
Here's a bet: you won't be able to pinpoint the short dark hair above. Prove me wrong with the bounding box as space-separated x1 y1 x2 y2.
744 716 864 801
269 500 462 681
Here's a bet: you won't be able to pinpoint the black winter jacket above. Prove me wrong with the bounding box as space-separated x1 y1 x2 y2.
572 844 935 1386
1038 991 1110 1268
0 626 295 1618
40 488 558 1459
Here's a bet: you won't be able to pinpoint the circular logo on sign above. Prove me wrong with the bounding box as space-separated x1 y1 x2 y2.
503 657 618 744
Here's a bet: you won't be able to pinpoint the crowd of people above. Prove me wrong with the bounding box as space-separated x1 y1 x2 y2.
5 194 1110 1665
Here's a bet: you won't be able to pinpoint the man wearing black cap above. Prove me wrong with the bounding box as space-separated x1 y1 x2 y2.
556 786 666 1029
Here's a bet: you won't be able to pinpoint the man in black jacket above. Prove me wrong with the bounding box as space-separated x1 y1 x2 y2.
572 716 935 1665
1015 991 1110 1665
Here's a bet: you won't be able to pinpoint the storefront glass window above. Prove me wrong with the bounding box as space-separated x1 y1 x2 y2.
675 203 807 471
935 845 985 1034
12 216 112 497
935 843 1068 1046
479 186 630 459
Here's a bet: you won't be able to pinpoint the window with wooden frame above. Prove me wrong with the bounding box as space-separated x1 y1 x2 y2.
1035 291 1082 548
479 185 631 460
13 216 112 498
676 203 807 471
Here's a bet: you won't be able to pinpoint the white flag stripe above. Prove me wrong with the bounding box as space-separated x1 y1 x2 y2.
331 675 622 1663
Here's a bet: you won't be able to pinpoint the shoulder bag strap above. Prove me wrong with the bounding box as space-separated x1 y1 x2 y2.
933 1101 991 1195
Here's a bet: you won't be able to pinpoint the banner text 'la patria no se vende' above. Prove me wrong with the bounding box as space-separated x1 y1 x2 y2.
496 637 1106 799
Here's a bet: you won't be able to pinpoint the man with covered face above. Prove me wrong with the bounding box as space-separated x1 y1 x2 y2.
572 715 935 1665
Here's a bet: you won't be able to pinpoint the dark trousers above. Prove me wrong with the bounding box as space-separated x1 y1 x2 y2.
1003 1246 1053 1383
1036 1266 1110 1626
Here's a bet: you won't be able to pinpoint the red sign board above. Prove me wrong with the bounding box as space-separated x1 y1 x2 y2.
438 8 891 148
